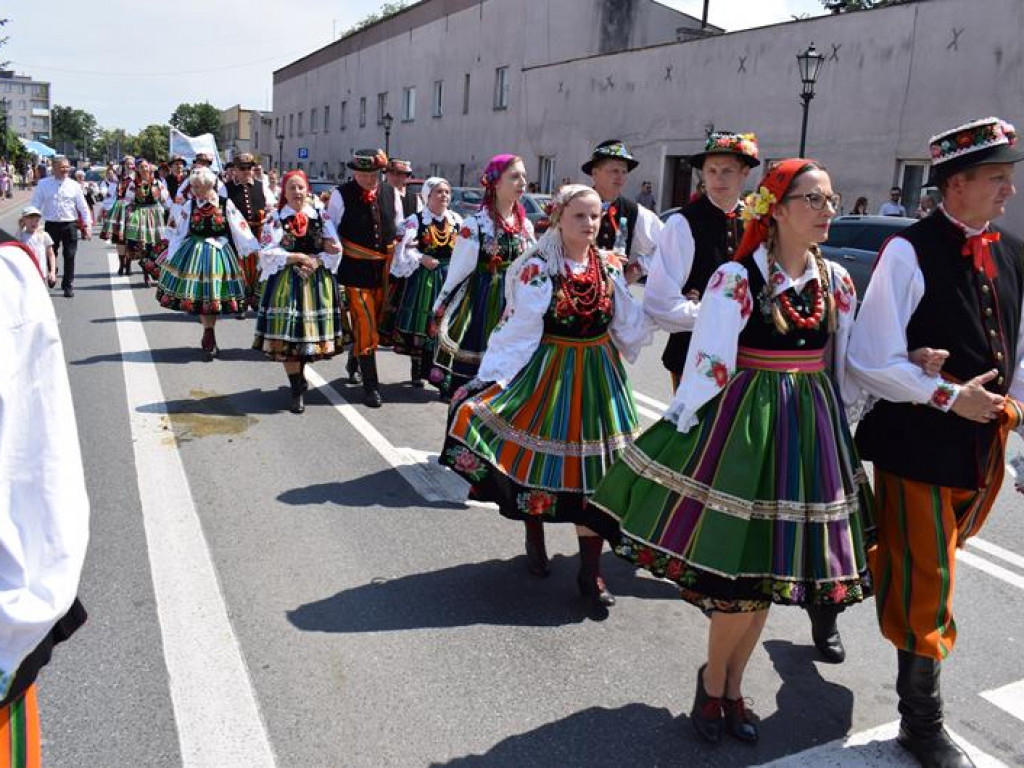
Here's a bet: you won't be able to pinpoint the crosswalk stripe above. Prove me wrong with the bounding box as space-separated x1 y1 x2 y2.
981 679 1024 725
968 537 1024 572
957 550 1024 591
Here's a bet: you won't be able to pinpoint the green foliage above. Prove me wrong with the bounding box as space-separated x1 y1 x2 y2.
345 1 414 36
170 102 221 137
134 124 169 162
821 0 905 11
51 105 99 157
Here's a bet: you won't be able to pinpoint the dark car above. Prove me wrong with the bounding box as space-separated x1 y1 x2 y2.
308 178 337 203
450 186 484 218
821 215 917 298
522 193 552 235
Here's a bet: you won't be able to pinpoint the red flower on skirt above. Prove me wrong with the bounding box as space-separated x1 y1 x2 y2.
637 548 657 567
665 559 684 580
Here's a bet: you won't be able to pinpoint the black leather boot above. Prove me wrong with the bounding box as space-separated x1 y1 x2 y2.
896 650 975 768
577 535 614 619
807 604 846 663
410 357 425 388
346 352 362 385
359 354 382 408
287 373 306 414
524 519 550 577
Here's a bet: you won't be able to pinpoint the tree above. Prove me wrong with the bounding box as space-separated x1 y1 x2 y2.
821 0 906 12
134 124 169 162
51 105 99 158
169 102 221 137
345 1 415 36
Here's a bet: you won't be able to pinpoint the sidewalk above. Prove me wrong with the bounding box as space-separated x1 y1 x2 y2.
0 187 34 219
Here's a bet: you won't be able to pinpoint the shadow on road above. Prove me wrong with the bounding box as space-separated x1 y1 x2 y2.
72 345 266 366
137 386 291 418
91 312 194 324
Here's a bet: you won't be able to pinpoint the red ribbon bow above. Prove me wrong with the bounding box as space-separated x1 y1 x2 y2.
962 231 1001 280
290 212 308 238
361 187 378 205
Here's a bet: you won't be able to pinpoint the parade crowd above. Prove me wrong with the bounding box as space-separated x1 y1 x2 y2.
3 113 1023 768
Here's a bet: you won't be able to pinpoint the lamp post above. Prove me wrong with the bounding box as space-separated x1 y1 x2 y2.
0 98 7 163
796 43 825 158
382 112 394 157
276 133 284 172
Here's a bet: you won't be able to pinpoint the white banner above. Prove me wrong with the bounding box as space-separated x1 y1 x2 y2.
169 128 222 172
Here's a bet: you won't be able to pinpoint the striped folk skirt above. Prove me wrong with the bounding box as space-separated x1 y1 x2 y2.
100 200 126 244
434 267 507 382
0 686 40 768
394 261 449 355
253 264 346 361
442 332 639 524
125 204 166 261
155 235 248 315
589 350 875 613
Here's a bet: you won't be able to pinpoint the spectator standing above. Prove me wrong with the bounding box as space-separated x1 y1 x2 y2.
879 186 907 216
30 155 92 298
637 180 657 210
916 193 937 218
16 206 57 286
851 196 869 215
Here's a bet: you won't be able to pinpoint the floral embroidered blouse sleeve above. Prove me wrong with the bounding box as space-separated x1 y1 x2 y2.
607 255 654 362
226 199 260 256
475 257 552 388
663 261 753 433
163 200 190 256
847 237 959 413
643 213 700 333
434 215 480 311
826 260 862 416
391 213 423 278
258 210 289 278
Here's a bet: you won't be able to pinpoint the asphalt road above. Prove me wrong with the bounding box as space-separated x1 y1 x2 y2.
14 212 1024 768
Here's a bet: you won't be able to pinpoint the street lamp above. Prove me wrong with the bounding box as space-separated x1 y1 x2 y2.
276 133 284 172
0 98 7 163
382 112 394 157
796 42 825 157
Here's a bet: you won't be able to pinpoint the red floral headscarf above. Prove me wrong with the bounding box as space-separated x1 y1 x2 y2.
481 153 526 232
734 158 816 261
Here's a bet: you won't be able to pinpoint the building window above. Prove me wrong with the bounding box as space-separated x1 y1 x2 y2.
310 107 318 134
897 160 930 218
297 161 304 172
338 161 346 179
321 162 328 178
289 114 294 137
462 73 470 115
538 156 557 194
376 92 388 125
493 67 510 110
323 105 330 132
430 163 441 177
359 97 367 127
432 80 444 118
340 101 348 130
401 87 416 122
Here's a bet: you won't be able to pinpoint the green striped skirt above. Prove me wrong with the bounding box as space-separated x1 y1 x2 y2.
394 260 449 355
253 265 345 361
124 203 165 248
101 200 126 243
155 235 247 315
443 332 639 523
434 266 506 380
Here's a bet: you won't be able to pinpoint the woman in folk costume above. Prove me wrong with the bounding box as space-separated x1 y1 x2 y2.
0 241 89 768
123 159 169 287
431 155 535 400
156 167 258 360
441 186 650 619
101 155 134 272
253 170 345 414
586 160 875 744
391 177 463 387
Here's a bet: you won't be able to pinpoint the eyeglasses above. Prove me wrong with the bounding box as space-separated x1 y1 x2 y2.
784 191 842 211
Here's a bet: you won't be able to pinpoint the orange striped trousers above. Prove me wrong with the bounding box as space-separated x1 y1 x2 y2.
0 686 40 768
346 286 386 356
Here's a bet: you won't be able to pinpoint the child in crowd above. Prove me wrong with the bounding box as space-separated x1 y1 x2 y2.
17 206 57 287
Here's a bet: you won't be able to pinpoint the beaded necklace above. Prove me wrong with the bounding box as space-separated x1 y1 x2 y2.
554 247 612 327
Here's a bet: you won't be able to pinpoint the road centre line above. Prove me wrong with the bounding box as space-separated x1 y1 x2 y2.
109 253 276 768
957 550 1024 592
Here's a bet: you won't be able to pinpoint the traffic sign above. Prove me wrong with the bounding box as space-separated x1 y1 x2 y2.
297 148 309 159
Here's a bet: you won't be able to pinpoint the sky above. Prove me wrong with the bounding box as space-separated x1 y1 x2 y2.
2 0 827 133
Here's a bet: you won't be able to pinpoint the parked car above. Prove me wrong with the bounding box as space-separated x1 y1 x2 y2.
820 214 917 298
308 178 337 199
449 186 484 218
522 193 552 234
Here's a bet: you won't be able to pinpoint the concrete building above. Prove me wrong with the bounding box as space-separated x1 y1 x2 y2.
249 110 275 169
219 104 255 160
0 71 51 142
272 0 1024 234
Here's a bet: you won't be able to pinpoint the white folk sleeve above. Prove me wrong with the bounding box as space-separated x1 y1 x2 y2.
226 199 260 256
391 214 423 278
326 189 345 231
631 205 664 275
318 217 342 272
74 184 93 229
475 258 551 388
608 263 654 363
393 188 405 231
163 200 190 256
826 260 863 417
643 213 701 333
257 214 290 279
847 237 960 412
663 261 753 433
434 217 480 311
0 247 89 697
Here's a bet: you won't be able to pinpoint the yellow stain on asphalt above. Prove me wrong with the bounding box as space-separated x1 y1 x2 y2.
159 389 259 443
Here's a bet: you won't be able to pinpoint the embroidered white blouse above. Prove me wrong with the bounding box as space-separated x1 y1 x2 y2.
163 198 260 261
847 207 1024 416
257 203 341 280
663 245 859 433
125 178 169 207
475 252 653 388
433 211 536 312
391 208 464 278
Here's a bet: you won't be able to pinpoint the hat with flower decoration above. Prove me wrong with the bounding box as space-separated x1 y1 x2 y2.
348 148 389 172
582 140 639 175
927 117 1023 185
689 131 761 170
234 152 258 168
386 158 413 175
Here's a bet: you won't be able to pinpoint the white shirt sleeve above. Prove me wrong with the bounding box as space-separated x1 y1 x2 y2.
663 261 753 433
434 217 479 311
73 182 92 229
163 200 190 256
825 260 863 418
643 213 701 332
630 205 664 274
607 258 654 362
0 246 89 696
391 214 423 278
393 188 405 231
475 257 551 387
225 199 260 256
257 213 290 279
847 237 960 412
327 189 345 231
318 216 342 272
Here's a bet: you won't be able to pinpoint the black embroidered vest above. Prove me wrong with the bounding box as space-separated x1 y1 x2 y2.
595 196 638 256
226 180 267 231
337 180 398 289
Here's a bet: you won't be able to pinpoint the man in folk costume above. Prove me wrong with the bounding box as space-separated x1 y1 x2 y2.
327 149 405 407
165 155 187 201
225 153 267 310
583 139 662 285
380 158 422 346
0 239 89 767
849 117 1024 768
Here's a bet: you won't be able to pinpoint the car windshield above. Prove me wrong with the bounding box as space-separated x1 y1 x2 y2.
456 188 483 204
848 222 907 251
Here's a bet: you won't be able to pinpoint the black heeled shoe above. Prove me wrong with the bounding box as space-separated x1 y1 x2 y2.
524 521 550 577
724 697 759 743
691 665 725 744
287 373 306 414
807 604 846 664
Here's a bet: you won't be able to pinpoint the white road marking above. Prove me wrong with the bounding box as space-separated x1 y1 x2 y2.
109 254 276 768
635 403 663 421
751 720 1007 767
958 550 1024 592
968 537 1024 572
634 390 669 410
982 679 1024 725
